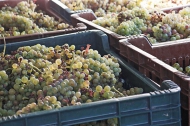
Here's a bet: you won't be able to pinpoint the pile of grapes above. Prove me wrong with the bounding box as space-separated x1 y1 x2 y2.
92 7 190 43
0 42 143 118
0 1 71 37
140 0 190 9
61 0 142 17
60 0 190 17
73 118 118 126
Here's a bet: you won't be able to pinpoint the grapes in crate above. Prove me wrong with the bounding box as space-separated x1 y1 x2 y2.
0 1 71 37
60 0 190 17
172 62 190 76
92 7 190 43
0 42 143 118
61 0 142 17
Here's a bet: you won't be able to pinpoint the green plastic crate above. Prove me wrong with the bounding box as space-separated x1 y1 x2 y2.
0 30 181 126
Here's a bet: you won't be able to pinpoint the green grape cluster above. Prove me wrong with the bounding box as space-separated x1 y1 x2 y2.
124 87 143 96
60 0 142 17
0 1 71 37
160 11 190 40
126 0 142 10
173 62 190 75
116 17 144 36
172 63 183 72
94 8 106 17
139 0 190 9
152 23 172 42
60 0 190 18
114 82 143 97
92 13 119 29
179 7 190 18
0 43 144 118
115 21 135 36
162 12 183 29
92 85 115 100
93 7 150 37
74 118 118 126
92 6 190 43
117 7 149 22
131 7 150 19
0 13 45 36
145 34 157 44
185 65 190 75
16 96 61 115
117 10 134 22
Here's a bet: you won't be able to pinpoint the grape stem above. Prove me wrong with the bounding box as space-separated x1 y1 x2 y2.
31 68 36 73
28 63 42 74
111 86 125 97
22 97 29 100
69 51 75 72
29 68 33 74
6 68 12 72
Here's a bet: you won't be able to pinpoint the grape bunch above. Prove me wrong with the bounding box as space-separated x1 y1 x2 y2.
0 1 71 37
92 13 119 29
173 63 190 76
115 82 143 97
60 0 142 17
115 21 136 36
92 7 190 43
185 65 190 75
152 23 172 42
172 63 183 73
0 42 143 118
117 7 149 22
137 0 190 9
60 0 190 18
179 7 190 18
161 10 190 40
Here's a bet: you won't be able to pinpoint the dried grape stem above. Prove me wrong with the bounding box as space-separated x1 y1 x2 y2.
28 63 42 74
112 86 125 97
85 44 91 54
